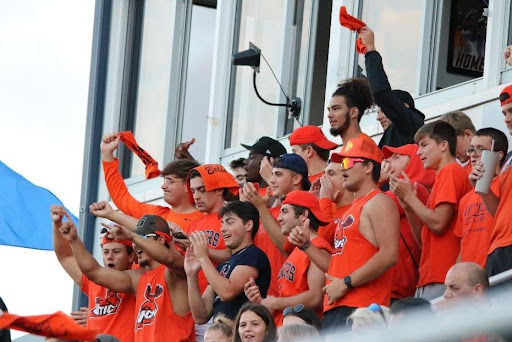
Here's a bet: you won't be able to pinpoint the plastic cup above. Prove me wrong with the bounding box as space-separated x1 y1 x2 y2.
475 150 499 194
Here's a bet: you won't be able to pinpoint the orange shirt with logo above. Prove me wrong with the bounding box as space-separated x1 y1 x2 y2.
102 159 204 231
134 266 194 342
186 212 225 292
81 275 136 342
417 162 472 288
454 177 500 267
274 236 332 326
318 198 351 247
490 164 512 254
324 189 393 311
254 205 287 297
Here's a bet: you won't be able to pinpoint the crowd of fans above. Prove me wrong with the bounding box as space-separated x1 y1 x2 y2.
41 26 512 342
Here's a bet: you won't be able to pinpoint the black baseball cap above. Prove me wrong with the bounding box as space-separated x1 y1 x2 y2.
241 136 287 158
133 215 170 237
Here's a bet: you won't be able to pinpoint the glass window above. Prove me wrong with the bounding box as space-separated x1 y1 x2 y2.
131 0 176 177
181 4 217 163
226 1 286 148
357 0 423 96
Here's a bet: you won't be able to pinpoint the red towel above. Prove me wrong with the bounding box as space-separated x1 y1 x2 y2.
119 131 161 179
339 6 367 54
0 311 98 340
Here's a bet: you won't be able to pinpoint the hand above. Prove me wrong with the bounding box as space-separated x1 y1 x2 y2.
505 45 512 67
102 222 133 241
379 159 391 183
184 245 201 276
50 205 66 223
358 26 376 52
309 178 321 199
389 172 415 201
469 161 485 188
70 307 88 326
58 212 79 242
189 231 210 260
323 273 348 305
175 138 195 160
288 219 311 249
319 175 339 201
242 182 269 209
259 157 274 185
89 201 114 219
100 133 121 162
244 277 263 304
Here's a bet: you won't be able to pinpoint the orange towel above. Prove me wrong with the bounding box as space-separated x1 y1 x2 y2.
339 6 367 54
119 131 161 179
0 311 98 341
186 164 239 204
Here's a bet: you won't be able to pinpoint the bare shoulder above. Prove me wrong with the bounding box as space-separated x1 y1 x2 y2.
365 192 397 210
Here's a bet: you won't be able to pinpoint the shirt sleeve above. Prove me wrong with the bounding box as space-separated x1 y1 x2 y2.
432 165 469 209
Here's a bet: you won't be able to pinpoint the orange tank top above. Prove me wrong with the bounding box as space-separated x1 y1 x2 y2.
134 266 194 342
324 189 393 311
274 236 332 326
81 275 136 342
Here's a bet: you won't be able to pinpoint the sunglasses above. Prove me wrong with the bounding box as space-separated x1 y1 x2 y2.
137 233 157 239
367 303 387 326
283 304 305 316
341 157 365 170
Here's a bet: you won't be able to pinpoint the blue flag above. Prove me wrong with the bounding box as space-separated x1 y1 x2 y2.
0 161 78 251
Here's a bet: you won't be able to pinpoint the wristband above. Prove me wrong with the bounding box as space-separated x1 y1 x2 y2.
344 275 354 289
299 240 311 251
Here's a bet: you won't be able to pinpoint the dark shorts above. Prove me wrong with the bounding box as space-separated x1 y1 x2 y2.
486 245 512 277
321 306 356 333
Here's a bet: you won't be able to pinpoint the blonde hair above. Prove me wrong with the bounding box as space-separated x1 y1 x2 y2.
207 315 234 339
347 306 390 330
277 324 320 341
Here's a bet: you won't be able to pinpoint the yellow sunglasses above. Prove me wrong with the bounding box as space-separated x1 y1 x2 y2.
341 157 365 170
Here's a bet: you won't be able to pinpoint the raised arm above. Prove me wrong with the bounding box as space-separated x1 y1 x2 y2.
59 220 138 293
51 205 82 286
89 201 139 231
184 245 214 324
470 161 500 216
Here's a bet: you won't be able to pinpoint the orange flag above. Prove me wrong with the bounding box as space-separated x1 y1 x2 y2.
0 311 98 340
118 131 161 179
339 6 367 54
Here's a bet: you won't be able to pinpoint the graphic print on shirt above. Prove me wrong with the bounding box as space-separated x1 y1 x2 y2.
90 289 122 317
136 284 164 330
463 202 489 231
333 214 354 255
278 262 296 282
205 230 220 247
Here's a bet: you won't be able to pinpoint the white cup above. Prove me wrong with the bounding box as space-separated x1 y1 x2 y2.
475 150 499 194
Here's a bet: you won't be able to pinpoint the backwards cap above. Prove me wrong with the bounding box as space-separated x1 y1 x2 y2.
133 215 172 243
273 154 311 190
282 190 329 225
241 136 287 158
289 125 338 150
500 84 512 107
331 133 383 163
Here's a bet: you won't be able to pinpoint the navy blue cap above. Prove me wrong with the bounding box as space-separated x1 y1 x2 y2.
273 153 311 190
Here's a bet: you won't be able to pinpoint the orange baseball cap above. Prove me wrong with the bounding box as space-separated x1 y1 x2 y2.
500 84 512 106
289 125 338 150
382 144 418 159
282 190 329 225
187 164 239 203
331 133 383 163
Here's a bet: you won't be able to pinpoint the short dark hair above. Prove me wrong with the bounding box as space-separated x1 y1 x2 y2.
475 128 509 167
162 159 200 179
414 121 457 157
298 143 331 162
332 78 374 122
291 205 321 231
229 157 246 170
233 303 276 342
218 201 260 239
362 158 381 183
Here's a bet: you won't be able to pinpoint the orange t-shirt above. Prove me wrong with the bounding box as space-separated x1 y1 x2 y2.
454 177 500 267
81 275 136 342
462 161 473 175
490 165 512 254
385 183 429 299
309 172 324 183
417 162 472 287
134 266 194 342
324 189 393 311
102 159 204 231
186 212 225 292
254 205 287 297
274 236 332 326
318 198 352 247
